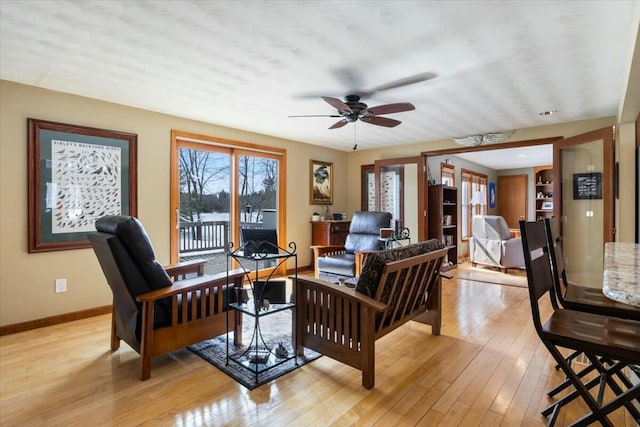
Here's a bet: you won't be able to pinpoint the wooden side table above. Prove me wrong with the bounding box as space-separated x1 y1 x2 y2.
310 220 350 270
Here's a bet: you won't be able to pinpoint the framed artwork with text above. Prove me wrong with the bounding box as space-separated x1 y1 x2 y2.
28 118 137 252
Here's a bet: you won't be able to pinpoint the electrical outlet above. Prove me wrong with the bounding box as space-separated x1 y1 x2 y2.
55 278 67 293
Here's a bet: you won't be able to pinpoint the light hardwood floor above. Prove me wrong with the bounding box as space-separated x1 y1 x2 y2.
1 276 637 426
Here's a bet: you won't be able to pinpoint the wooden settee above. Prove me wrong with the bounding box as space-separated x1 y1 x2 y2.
88 215 245 380
295 240 448 389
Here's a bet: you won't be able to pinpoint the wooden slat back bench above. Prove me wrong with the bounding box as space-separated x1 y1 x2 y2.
295 240 447 389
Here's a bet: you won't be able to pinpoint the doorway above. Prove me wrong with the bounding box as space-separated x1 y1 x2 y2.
553 127 615 288
421 129 615 289
170 131 287 276
497 174 527 229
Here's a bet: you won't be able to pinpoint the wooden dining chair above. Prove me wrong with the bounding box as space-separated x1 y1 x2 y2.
542 217 640 401
519 219 640 426
544 217 640 321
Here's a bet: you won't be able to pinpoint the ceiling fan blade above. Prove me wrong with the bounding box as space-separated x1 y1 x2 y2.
329 119 349 129
322 96 352 113
288 114 342 118
361 116 402 128
365 102 415 116
360 72 437 97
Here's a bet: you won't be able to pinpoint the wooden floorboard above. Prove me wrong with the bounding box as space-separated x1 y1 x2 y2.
1 275 637 426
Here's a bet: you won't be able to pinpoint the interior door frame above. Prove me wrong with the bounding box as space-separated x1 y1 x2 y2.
373 156 427 240
552 126 615 242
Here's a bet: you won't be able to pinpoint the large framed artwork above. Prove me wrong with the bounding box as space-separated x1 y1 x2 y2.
28 119 138 252
309 160 333 204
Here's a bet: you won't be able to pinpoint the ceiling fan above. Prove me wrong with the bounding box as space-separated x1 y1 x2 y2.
290 71 436 129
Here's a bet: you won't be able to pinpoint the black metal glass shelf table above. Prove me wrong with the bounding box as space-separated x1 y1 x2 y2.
225 240 297 381
378 227 411 249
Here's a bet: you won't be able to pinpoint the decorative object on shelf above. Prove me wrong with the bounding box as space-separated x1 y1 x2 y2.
310 160 333 204
541 201 553 210
573 172 602 200
247 347 271 365
27 118 137 252
275 341 288 358
236 288 250 304
312 212 321 221
453 130 515 147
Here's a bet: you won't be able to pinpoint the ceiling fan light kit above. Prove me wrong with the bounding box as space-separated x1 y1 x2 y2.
453 130 516 146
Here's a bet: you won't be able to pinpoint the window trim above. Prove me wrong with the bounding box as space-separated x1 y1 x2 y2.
170 130 287 274
441 162 455 187
461 168 488 241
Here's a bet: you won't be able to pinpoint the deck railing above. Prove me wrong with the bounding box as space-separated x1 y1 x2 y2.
179 220 265 253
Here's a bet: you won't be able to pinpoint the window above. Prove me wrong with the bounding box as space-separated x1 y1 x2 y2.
170 131 286 276
461 169 487 240
441 162 455 187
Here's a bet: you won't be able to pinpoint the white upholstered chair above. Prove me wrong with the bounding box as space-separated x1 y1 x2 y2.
469 215 525 273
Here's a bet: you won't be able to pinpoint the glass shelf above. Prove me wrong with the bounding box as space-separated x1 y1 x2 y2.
229 300 294 317
226 239 297 379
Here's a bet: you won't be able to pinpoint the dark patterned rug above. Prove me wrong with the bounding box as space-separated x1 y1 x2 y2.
188 309 321 390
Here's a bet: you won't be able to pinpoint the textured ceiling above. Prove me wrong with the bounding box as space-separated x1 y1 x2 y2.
1 1 638 152
454 145 553 170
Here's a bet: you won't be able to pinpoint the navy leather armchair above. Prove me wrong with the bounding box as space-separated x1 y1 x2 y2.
312 211 392 281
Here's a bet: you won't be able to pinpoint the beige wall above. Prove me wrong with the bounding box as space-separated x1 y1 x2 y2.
0 80 636 327
0 81 349 326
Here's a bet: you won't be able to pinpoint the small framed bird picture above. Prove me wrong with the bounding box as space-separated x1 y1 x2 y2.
27 118 137 252
310 160 333 205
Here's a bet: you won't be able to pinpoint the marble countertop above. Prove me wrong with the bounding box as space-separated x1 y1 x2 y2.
602 242 640 307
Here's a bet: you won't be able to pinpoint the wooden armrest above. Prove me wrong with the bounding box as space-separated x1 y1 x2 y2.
137 271 244 303
311 245 346 257
353 250 374 277
164 259 206 279
295 276 388 312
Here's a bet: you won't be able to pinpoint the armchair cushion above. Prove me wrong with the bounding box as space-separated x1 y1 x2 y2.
355 239 444 299
316 253 356 278
96 215 172 291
